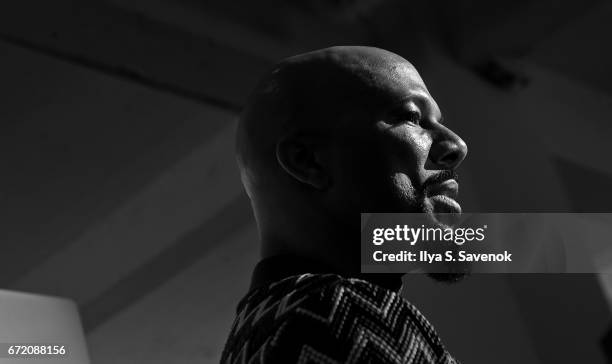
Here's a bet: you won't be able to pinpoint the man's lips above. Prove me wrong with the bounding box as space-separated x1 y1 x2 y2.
425 179 458 199
425 179 461 214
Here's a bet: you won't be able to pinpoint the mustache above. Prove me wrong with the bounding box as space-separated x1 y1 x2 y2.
423 170 458 190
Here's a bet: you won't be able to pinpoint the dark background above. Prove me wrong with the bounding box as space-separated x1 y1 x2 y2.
1 0 611 362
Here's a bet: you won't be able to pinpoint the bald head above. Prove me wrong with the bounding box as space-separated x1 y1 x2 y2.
237 46 424 197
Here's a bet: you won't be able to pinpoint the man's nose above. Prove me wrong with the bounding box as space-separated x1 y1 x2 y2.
426 125 468 169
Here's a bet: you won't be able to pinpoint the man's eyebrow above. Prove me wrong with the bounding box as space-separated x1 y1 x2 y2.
389 93 428 111
402 91 430 104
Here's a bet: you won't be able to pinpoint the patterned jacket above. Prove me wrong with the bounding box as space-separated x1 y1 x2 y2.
221 260 458 364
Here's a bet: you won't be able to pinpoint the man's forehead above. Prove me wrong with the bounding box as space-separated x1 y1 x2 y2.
277 47 428 102
346 59 433 114
378 62 429 101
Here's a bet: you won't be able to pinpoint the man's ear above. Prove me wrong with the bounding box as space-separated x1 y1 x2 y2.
276 133 330 190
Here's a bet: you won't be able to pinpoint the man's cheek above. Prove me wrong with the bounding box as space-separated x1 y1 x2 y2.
389 128 430 164
391 173 417 200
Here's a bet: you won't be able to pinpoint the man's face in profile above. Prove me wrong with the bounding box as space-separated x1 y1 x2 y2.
327 61 468 224
237 47 469 277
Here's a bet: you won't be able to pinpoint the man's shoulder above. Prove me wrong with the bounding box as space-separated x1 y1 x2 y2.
221 274 457 363
220 273 342 363
226 273 345 338
229 273 403 334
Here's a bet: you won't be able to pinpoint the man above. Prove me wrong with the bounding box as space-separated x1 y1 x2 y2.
221 46 468 363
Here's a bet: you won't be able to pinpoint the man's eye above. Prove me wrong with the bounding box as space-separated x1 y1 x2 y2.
405 111 421 125
387 110 422 126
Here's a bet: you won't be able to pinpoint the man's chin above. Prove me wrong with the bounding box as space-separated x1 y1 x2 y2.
419 247 472 283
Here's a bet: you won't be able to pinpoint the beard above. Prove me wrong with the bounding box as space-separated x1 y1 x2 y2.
358 169 472 283
414 172 472 283
418 213 472 284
